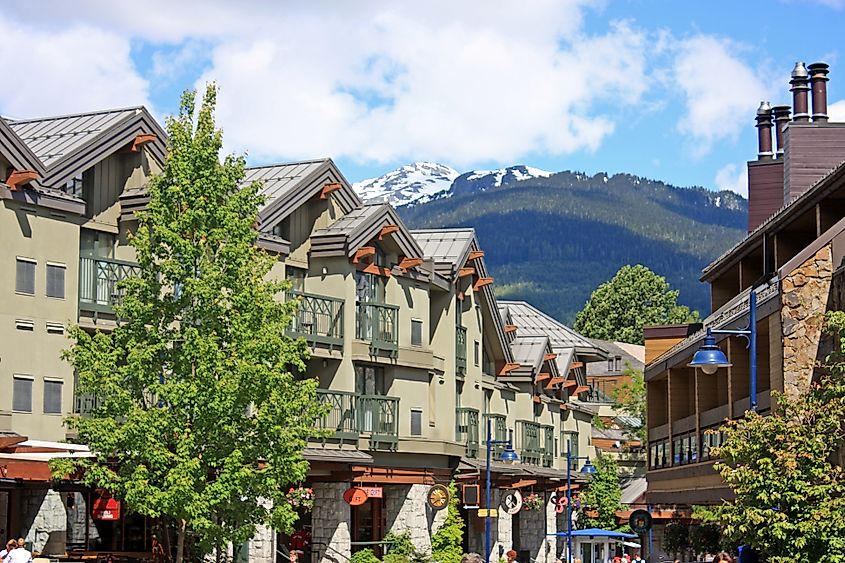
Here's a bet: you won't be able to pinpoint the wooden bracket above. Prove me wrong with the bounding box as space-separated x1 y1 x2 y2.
563 379 578 388
468 250 485 261
458 267 475 278
532 395 542 404
504 324 517 334
545 376 566 389
362 262 391 277
573 385 590 394
378 224 400 239
5 170 38 191
353 246 376 264
320 182 342 199
569 361 584 371
544 353 558 362
535 372 551 382
498 362 520 376
131 133 157 152
398 257 423 271
511 479 537 489
473 277 493 290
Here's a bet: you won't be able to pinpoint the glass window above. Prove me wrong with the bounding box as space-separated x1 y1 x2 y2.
287 266 306 292
355 364 385 396
411 319 423 346
43 379 63 414
16 258 35 294
355 271 383 302
13 377 32 412
410 409 422 436
46 263 66 299
474 341 480 366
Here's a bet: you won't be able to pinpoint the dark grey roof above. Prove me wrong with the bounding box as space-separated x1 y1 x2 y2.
410 228 475 277
302 447 372 464
498 301 604 356
0 117 45 175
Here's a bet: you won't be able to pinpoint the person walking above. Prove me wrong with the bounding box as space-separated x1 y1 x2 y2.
0 540 16 562
6 539 31 563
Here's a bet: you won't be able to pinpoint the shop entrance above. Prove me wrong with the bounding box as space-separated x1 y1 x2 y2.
352 498 385 557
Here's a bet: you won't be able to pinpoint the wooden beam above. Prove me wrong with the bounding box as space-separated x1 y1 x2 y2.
5 170 38 191
378 224 400 239
535 372 551 382
532 394 542 404
362 262 391 277
563 380 578 388
398 257 423 271
468 250 485 261
458 267 475 278
573 385 590 394
545 376 566 389
353 246 376 263
474 277 493 290
510 479 537 489
569 361 584 371
504 324 518 334
130 133 157 152
544 353 558 362
320 182 342 199
498 362 520 376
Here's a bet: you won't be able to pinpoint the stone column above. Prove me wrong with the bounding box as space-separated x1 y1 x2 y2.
384 484 448 557
311 483 351 563
20 488 67 555
518 495 552 563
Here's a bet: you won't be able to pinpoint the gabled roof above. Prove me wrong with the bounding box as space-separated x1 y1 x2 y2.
8 106 166 188
245 159 361 230
0 117 45 176
498 300 605 358
310 203 424 260
510 335 551 373
410 228 475 278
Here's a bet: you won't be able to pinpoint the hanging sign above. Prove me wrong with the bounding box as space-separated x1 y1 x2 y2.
629 509 652 534
361 486 383 498
92 497 121 521
550 493 568 513
427 484 450 511
343 487 369 506
500 490 523 515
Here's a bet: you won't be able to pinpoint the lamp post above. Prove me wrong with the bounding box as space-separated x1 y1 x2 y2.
688 288 758 411
565 444 596 563
485 417 518 563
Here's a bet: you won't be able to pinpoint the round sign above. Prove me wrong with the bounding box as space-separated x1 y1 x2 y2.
343 487 368 506
500 490 523 515
629 509 652 534
427 484 450 511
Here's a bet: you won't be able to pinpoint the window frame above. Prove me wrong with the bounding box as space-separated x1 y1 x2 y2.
43 378 64 415
410 318 423 347
15 257 36 295
13 375 34 413
45 262 67 299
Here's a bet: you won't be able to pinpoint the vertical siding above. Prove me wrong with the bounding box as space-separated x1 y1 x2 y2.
747 160 784 232
784 124 845 202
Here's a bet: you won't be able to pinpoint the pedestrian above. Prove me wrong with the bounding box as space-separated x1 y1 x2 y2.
717 553 733 563
461 553 484 563
506 550 518 563
6 539 31 563
0 540 16 562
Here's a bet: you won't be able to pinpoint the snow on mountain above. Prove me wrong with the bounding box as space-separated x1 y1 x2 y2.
353 162 459 207
451 165 553 197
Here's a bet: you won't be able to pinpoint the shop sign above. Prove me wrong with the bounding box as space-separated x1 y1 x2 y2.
500 490 522 515
92 497 121 521
426 484 449 511
629 509 652 534
343 487 368 506
361 486 383 498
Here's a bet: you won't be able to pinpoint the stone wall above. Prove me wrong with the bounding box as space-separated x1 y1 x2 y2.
384 484 447 557
517 495 554 563
311 483 351 563
249 498 276 563
781 245 834 396
465 489 513 561
20 489 67 555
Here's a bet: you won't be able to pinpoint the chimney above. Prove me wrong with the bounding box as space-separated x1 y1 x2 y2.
808 62 830 123
790 62 810 122
772 105 791 157
755 101 773 160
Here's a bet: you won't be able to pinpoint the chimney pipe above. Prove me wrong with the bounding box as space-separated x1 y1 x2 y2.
756 101 774 160
790 62 810 122
808 62 830 123
772 104 791 157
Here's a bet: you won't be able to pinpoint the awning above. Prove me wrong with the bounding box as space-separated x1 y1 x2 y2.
302 448 373 465
550 528 638 539
458 458 591 483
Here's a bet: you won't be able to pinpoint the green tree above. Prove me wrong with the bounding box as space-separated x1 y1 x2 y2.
53 86 322 563
574 265 698 344
579 454 622 530
611 366 646 443
696 311 845 563
430 482 465 563
662 521 690 556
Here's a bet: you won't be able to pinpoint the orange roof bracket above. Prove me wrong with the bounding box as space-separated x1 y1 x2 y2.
468 250 485 261
362 262 392 277
532 395 542 404
473 277 493 290
320 182 342 199
563 380 578 388
5 170 39 191
504 324 518 334
131 133 157 152
378 224 400 239
353 246 376 264
545 376 565 389
573 385 590 394
511 479 537 489
398 257 423 271
498 362 520 376
458 267 475 278
535 372 551 382
544 353 558 362
569 361 584 371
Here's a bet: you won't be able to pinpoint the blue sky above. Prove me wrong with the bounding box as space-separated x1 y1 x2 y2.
2 0 844 193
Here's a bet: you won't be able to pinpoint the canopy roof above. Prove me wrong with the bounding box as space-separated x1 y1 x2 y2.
551 528 638 539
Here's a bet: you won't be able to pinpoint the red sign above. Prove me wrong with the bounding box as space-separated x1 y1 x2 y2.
92 497 121 521
343 487 368 506
361 487 383 498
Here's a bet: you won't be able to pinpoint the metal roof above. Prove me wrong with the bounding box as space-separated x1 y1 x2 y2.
244 159 328 211
498 301 603 354
0 117 45 175
509 335 550 371
410 228 475 275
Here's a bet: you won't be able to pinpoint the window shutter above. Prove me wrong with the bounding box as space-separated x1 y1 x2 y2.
46 264 66 298
410 409 422 436
411 319 423 346
16 259 35 294
44 380 63 414
13 377 32 412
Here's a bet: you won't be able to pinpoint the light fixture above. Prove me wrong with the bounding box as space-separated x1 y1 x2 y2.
688 328 732 375
500 444 519 464
579 459 597 474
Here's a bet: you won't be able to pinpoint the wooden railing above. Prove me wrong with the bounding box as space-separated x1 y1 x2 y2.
541 425 555 467
287 291 344 348
456 407 480 457
78 255 141 314
516 420 543 465
456 326 467 375
314 391 400 447
356 302 399 356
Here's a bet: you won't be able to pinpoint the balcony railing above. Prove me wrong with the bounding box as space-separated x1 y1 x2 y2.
74 393 102 416
456 326 467 375
541 425 555 467
455 407 480 457
314 390 359 440
79 255 142 314
516 420 543 465
313 391 400 447
356 302 399 356
287 291 344 348
483 413 507 458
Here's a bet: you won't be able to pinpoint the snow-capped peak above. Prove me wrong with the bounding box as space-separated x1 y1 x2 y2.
353 162 459 207
465 165 552 188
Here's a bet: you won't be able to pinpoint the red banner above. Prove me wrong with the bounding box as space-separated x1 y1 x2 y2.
92 497 121 521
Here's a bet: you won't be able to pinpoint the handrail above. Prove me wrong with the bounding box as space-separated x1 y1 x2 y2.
78 255 142 314
456 407 480 457
287 290 344 347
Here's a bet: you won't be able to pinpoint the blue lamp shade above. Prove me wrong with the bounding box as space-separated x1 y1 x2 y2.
580 459 597 474
688 330 731 375
500 445 519 464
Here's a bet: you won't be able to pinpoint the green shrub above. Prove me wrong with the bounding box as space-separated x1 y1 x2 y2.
350 548 380 563
430 482 464 563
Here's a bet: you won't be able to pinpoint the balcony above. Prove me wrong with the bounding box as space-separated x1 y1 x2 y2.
287 291 344 349
456 326 467 375
515 420 543 465
74 393 101 416
314 390 399 448
483 413 507 458
356 302 398 356
455 407 479 457
314 390 358 441
541 425 554 467
79 255 141 315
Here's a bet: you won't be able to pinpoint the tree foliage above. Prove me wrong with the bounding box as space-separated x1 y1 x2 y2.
611 366 646 443
696 311 845 563
53 86 322 562
574 264 698 344
579 454 623 530
430 482 465 563
662 521 690 556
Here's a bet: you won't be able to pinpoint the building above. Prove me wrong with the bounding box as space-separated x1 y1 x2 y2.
1 106 607 563
643 61 845 553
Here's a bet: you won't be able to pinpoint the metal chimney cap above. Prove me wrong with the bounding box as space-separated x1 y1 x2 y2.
757 101 772 115
808 62 830 75
791 62 809 78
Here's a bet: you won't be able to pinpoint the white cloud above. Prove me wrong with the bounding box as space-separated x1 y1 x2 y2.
829 99 845 122
672 35 775 155
714 162 749 197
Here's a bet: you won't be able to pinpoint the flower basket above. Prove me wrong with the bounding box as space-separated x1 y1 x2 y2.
522 493 544 511
286 486 314 511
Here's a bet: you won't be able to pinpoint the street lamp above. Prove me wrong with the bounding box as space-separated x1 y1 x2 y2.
565 445 595 563
689 288 759 411
485 417 518 563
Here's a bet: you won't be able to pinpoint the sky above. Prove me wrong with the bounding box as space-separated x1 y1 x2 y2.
2 0 845 196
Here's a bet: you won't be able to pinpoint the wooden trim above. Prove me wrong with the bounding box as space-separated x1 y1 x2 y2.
353 246 376 263
569 361 584 371
544 353 558 362
504 324 518 333
398 257 423 271
473 277 493 290
468 250 485 261
498 362 520 376
130 133 157 152
458 267 475 278
563 380 578 388
535 372 551 382
511 479 537 489
574 385 590 394
5 170 38 191
532 395 542 404
361 262 392 277
320 182 342 199
545 376 565 389
378 224 400 239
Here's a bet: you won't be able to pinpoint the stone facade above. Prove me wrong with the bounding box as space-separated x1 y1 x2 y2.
249 499 276 563
517 495 554 563
384 484 447 557
781 245 834 396
19 489 67 555
311 483 351 563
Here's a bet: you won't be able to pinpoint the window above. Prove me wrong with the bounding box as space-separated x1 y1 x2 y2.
15 258 35 294
355 364 386 396
410 409 423 436
64 174 83 197
607 359 613 371
46 263 66 299
46 322 65 335
43 379 63 414
474 341 480 366
287 266 306 292
411 319 423 346
615 356 622 371
13 376 33 412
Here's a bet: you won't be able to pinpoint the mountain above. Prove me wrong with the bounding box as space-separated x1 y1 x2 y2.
354 164 747 324
353 162 459 206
